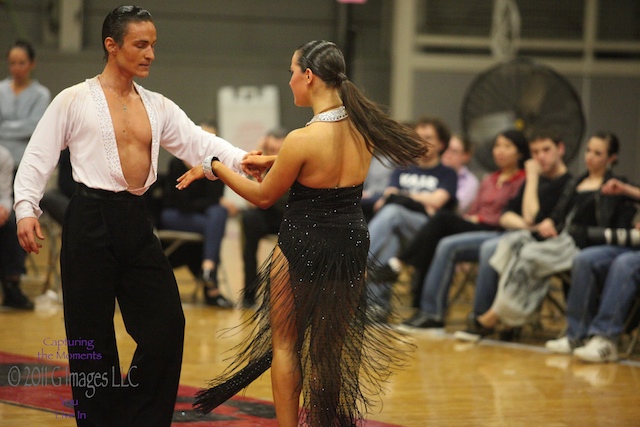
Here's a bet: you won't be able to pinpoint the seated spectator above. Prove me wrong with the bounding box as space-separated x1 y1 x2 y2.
396 129 529 328
441 133 479 214
455 130 573 339
240 127 288 308
459 131 636 340
361 154 392 222
0 145 32 309
158 119 237 308
367 116 457 310
0 39 51 165
161 155 233 308
546 178 640 362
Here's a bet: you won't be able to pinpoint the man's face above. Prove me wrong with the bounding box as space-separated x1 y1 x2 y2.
415 124 443 161
529 138 564 176
112 21 156 78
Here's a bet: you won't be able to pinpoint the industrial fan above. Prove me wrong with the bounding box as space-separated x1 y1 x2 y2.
461 57 585 170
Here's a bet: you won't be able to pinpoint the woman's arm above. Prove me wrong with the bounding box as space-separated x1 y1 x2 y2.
177 134 303 209
602 178 640 200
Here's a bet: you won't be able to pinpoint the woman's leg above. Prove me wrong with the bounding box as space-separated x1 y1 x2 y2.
269 247 301 427
477 308 500 328
472 236 502 316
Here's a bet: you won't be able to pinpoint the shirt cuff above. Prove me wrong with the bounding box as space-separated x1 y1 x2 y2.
14 201 41 223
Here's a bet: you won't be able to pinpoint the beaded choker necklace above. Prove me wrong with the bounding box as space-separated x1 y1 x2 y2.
306 105 348 126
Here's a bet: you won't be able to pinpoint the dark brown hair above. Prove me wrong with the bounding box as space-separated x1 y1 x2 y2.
415 116 451 152
8 39 35 61
295 40 426 166
101 5 153 61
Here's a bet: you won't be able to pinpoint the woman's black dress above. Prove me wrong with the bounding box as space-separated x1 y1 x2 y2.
194 181 409 426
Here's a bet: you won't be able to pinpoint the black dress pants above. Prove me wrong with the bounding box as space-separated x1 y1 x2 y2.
60 185 185 427
241 207 282 302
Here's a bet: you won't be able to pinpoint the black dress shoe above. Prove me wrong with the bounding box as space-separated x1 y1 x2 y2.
401 311 444 329
205 293 234 308
2 280 34 310
202 270 233 308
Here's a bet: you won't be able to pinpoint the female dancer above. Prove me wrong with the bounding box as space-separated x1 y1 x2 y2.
177 40 425 427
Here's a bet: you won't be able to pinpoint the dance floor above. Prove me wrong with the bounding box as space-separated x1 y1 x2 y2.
1 218 639 426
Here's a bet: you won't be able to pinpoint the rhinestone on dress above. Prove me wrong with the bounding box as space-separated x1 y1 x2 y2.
305 105 348 126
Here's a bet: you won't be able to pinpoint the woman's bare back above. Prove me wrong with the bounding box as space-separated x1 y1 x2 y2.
294 119 372 189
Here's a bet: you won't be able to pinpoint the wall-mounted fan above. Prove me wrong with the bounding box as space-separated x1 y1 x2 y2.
461 57 585 170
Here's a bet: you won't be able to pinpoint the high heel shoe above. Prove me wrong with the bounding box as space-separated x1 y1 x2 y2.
453 314 495 342
202 269 233 308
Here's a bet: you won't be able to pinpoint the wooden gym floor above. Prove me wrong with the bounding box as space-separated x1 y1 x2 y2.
1 217 639 426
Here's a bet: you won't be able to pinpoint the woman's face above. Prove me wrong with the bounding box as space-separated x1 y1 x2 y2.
584 136 614 174
289 52 309 107
492 134 521 171
8 47 34 83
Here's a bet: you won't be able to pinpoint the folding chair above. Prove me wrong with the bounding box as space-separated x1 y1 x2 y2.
155 229 230 303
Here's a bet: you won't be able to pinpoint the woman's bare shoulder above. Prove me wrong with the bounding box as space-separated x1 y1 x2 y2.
281 126 321 150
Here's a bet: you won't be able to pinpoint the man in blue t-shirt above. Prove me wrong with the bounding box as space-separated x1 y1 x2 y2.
367 116 457 310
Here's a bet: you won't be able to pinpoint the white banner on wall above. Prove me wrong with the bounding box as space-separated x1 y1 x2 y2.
217 85 281 206
217 85 280 152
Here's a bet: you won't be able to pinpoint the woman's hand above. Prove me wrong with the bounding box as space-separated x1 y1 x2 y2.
242 152 276 182
601 178 626 195
176 164 205 190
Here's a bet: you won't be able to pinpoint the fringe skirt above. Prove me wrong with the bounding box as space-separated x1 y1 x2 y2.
194 181 411 426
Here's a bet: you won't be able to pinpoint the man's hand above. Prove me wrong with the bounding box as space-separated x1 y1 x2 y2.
176 164 205 190
17 217 44 254
534 218 558 239
524 158 542 178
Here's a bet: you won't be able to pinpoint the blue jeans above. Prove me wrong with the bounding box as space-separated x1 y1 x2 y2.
419 231 501 319
160 205 228 264
566 246 640 340
367 204 429 307
472 235 503 315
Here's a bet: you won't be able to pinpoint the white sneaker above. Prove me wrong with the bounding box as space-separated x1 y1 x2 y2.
453 330 482 343
545 336 574 354
573 336 618 363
